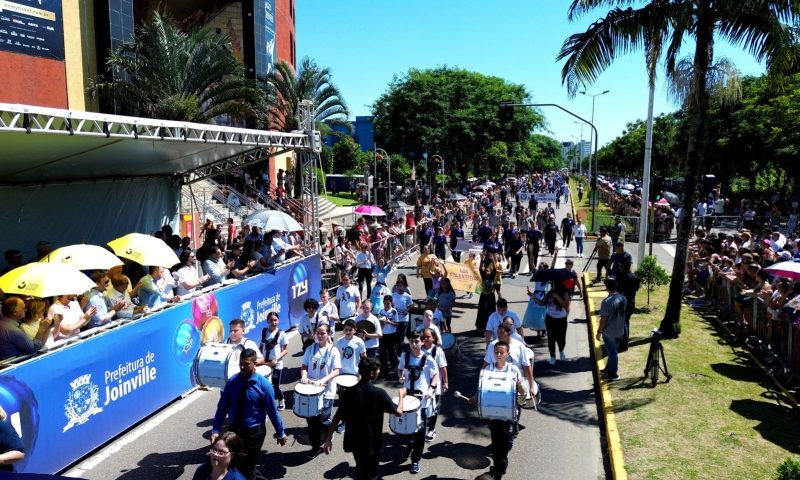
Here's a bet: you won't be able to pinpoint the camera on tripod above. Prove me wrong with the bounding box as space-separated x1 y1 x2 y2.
650 328 662 340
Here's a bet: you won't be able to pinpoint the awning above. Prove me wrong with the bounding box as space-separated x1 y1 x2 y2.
0 103 311 185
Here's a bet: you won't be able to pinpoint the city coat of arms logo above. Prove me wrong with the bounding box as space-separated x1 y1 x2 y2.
63 374 103 432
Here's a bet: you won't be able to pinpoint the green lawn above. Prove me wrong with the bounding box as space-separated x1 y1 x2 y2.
594 284 800 480
323 192 360 206
570 176 615 234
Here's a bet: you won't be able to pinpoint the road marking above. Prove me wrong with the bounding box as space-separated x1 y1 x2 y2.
64 330 300 477
662 244 676 258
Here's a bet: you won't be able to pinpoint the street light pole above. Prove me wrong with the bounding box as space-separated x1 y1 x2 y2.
376 147 390 204
579 90 610 188
500 101 600 230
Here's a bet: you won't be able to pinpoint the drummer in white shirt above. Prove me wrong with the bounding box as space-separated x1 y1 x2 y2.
354 300 382 358
316 289 339 328
485 298 523 345
483 320 535 407
421 327 448 443
261 312 289 411
335 274 361 321
225 319 265 364
396 331 438 475
299 298 322 349
336 319 367 376
300 324 341 459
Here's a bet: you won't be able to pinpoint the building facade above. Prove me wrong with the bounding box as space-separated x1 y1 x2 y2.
0 0 295 113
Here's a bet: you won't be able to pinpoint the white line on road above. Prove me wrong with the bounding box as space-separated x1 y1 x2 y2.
662 244 676 258
64 329 300 477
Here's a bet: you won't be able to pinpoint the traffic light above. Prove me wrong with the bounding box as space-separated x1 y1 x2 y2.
499 101 514 123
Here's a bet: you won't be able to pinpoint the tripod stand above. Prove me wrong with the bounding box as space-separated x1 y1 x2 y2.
582 246 597 273
643 328 672 387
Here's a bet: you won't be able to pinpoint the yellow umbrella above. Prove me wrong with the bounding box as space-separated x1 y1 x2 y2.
44 244 123 270
0 263 96 298
107 233 180 268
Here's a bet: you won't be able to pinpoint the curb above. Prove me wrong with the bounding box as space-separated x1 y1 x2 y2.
583 272 628 480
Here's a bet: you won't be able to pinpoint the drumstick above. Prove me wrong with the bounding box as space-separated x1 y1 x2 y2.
453 390 471 403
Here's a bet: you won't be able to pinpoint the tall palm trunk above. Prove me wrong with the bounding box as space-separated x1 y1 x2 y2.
659 3 714 337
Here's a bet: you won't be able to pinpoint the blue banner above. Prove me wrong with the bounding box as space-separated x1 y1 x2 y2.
0 255 320 474
0 0 64 60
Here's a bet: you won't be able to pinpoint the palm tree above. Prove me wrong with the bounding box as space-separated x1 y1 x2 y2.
558 0 799 337
90 13 264 125
265 57 351 196
265 57 351 132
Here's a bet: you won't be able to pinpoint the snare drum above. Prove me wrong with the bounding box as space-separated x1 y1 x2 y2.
389 395 422 435
441 333 459 360
293 383 325 418
193 343 241 388
477 369 518 422
256 365 273 379
336 374 359 395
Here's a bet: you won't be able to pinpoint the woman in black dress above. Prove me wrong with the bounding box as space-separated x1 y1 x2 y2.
475 256 497 334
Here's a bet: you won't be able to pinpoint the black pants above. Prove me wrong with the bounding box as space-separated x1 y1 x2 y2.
380 332 399 375
423 277 433 295
621 303 634 349
403 407 429 462
271 368 284 401
545 236 556 254
452 249 462 262
306 400 333 449
527 246 539 271
562 232 572 248
231 423 266 480
352 449 380 480
596 258 609 279
357 267 373 299
510 253 522 274
488 419 514 477
545 314 568 357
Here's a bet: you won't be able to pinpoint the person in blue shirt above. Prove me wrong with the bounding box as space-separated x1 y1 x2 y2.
432 226 448 260
211 349 288 480
449 221 465 262
0 406 24 472
477 219 493 243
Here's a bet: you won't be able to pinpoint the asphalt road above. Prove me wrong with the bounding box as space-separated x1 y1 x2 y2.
61 197 687 480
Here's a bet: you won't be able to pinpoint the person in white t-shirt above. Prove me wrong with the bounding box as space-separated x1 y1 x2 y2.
300 324 341 459
316 289 339 328
396 331 438 475
225 319 263 361
354 301 382 358
335 319 367 376
421 327 448 442
378 295 400 378
260 312 289 410
299 298 322 349
483 321 534 394
414 310 442 346
485 298 522 345
335 274 361 320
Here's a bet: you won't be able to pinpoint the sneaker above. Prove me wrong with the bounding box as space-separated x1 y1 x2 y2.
559 352 567 361
277 400 286 411
336 422 346 434
467 293 474 299
548 357 556 365
410 462 420 474
602 373 620 382
425 429 437 442
306 447 323 459
401 444 412 460
512 273 517 279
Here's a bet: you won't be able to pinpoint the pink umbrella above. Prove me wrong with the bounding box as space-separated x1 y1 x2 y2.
355 205 386 216
656 198 670 205
765 261 800 281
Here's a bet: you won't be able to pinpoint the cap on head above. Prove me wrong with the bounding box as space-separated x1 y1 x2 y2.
603 277 618 290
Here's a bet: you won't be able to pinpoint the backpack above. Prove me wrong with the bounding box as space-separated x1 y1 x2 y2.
260 328 282 358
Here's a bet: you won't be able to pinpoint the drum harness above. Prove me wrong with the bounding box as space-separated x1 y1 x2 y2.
260 328 283 359
402 352 430 397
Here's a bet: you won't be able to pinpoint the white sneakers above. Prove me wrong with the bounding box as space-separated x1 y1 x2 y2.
548 357 556 365
560 352 567 361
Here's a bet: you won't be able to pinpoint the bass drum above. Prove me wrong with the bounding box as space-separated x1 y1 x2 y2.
193 343 241 388
441 333 459 361
477 369 518 422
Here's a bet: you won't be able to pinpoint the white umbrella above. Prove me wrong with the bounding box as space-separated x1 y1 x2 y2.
765 261 800 281
44 244 123 270
244 210 303 232
108 233 180 267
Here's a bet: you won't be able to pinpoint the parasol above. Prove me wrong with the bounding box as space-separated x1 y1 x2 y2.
107 233 180 268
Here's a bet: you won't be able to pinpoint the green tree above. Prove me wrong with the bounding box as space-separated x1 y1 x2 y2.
559 0 800 338
595 113 683 179
90 13 263 124
331 137 361 175
635 256 671 306
265 57 351 133
372 67 545 183
524 134 564 171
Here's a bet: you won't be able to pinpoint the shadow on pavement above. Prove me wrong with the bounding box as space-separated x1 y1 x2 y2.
114 446 208 480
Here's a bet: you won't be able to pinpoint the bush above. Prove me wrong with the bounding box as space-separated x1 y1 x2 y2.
775 458 800 480
635 255 670 305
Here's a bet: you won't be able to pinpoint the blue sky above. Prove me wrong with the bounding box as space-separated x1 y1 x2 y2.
296 0 765 149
